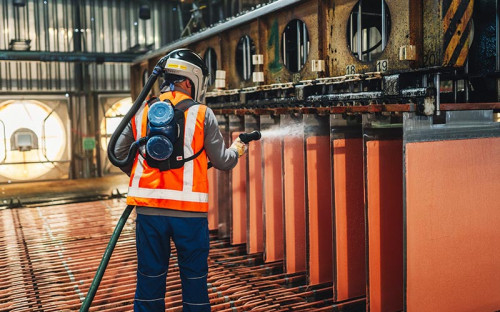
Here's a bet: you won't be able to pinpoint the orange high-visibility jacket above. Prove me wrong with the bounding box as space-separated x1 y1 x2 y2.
126 91 209 212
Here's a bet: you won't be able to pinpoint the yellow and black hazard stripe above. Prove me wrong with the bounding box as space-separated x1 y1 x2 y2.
442 0 474 67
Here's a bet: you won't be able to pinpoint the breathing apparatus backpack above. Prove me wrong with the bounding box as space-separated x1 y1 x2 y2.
142 97 204 172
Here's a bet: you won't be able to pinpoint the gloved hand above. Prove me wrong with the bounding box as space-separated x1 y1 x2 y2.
229 137 247 157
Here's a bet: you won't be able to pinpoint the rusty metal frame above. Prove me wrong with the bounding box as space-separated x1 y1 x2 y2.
212 102 500 117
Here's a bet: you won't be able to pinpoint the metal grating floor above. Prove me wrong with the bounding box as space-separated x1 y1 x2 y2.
0 198 362 311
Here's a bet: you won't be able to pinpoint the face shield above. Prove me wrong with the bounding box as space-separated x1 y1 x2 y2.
197 75 210 103
163 58 208 103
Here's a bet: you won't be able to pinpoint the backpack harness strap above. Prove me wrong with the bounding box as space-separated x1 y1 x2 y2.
175 98 199 111
175 98 205 163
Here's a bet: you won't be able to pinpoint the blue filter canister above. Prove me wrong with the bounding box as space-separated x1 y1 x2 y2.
146 136 174 161
148 101 174 126
146 101 176 160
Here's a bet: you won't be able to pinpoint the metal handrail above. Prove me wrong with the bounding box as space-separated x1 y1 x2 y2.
40 102 68 175
0 160 71 166
0 120 6 163
42 103 61 161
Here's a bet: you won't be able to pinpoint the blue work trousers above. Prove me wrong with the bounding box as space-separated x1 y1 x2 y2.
134 214 210 312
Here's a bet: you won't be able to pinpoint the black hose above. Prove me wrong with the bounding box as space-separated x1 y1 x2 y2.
107 57 168 167
79 205 134 312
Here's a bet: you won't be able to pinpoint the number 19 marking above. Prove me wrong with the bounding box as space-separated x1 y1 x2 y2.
376 60 388 72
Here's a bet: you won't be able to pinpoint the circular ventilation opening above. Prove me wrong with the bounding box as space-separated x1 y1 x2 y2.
0 100 66 180
100 98 133 153
204 48 217 86
236 35 256 81
347 0 391 62
282 19 310 73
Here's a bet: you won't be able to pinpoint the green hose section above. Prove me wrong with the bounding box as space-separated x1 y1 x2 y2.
79 205 134 312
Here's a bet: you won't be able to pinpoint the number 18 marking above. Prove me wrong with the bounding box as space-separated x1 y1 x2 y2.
346 65 356 75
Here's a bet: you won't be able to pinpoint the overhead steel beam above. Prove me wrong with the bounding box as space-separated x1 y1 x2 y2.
133 0 304 64
0 51 137 63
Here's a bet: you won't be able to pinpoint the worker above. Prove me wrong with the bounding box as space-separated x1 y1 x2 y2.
113 48 247 312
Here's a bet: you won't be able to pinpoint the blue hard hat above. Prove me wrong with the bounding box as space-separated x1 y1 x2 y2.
146 135 174 161
148 101 174 127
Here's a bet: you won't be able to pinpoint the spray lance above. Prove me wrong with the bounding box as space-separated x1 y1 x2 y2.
206 131 261 169
239 130 261 144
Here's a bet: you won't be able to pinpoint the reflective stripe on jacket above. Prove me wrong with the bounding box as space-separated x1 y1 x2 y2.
126 91 209 212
